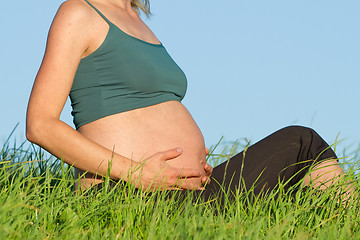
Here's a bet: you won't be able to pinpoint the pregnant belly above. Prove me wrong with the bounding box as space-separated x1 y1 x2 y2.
78 101 206 188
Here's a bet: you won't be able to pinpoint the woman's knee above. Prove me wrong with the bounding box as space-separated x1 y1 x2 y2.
277 125 335 161
273 125 322 149
278 125 316 139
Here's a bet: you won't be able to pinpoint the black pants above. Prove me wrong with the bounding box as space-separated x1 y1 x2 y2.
96 126 338 203
198 125 337 202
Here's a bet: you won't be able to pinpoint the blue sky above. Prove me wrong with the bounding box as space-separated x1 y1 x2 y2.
1 0 359 161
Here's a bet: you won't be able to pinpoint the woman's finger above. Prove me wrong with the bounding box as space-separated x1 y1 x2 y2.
205 163 213 174
174 178 202 190
175 168 201 178
201 176 211 184
205 147 209 155
160 148 183 160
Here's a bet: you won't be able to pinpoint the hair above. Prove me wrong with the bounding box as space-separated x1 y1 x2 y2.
131 0 151 16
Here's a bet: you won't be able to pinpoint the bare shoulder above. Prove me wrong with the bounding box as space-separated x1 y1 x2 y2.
45 0 98 57
53 0 94 30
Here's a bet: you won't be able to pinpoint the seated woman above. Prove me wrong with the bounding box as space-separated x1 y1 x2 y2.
26 0 353 201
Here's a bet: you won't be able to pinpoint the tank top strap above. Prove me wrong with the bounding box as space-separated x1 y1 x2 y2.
84 0 112 25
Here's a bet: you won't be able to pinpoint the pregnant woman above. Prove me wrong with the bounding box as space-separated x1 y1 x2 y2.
26 0 351 201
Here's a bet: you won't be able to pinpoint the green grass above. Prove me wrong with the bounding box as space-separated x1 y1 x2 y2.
0 134 359 239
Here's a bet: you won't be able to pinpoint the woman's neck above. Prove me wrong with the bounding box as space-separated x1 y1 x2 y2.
93 0 132 11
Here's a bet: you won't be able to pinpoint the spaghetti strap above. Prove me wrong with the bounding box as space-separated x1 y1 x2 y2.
84 0 112 25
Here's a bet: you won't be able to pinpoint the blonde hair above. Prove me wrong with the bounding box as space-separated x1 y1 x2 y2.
131 0 151 16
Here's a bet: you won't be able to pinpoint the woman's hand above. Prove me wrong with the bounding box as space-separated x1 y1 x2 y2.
201 147 213 186
130 148 202 191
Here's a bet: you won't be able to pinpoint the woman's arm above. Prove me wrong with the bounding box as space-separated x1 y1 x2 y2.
26 1 200 190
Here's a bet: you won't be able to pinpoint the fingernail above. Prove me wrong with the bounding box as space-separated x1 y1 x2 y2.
176 148 182 153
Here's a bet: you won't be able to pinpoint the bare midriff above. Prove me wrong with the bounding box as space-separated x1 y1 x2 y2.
76 100 206 188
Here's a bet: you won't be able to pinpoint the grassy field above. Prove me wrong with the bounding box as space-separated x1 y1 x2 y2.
0 134 359 239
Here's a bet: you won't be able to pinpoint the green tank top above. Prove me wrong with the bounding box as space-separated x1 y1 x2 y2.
70 0 187 129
